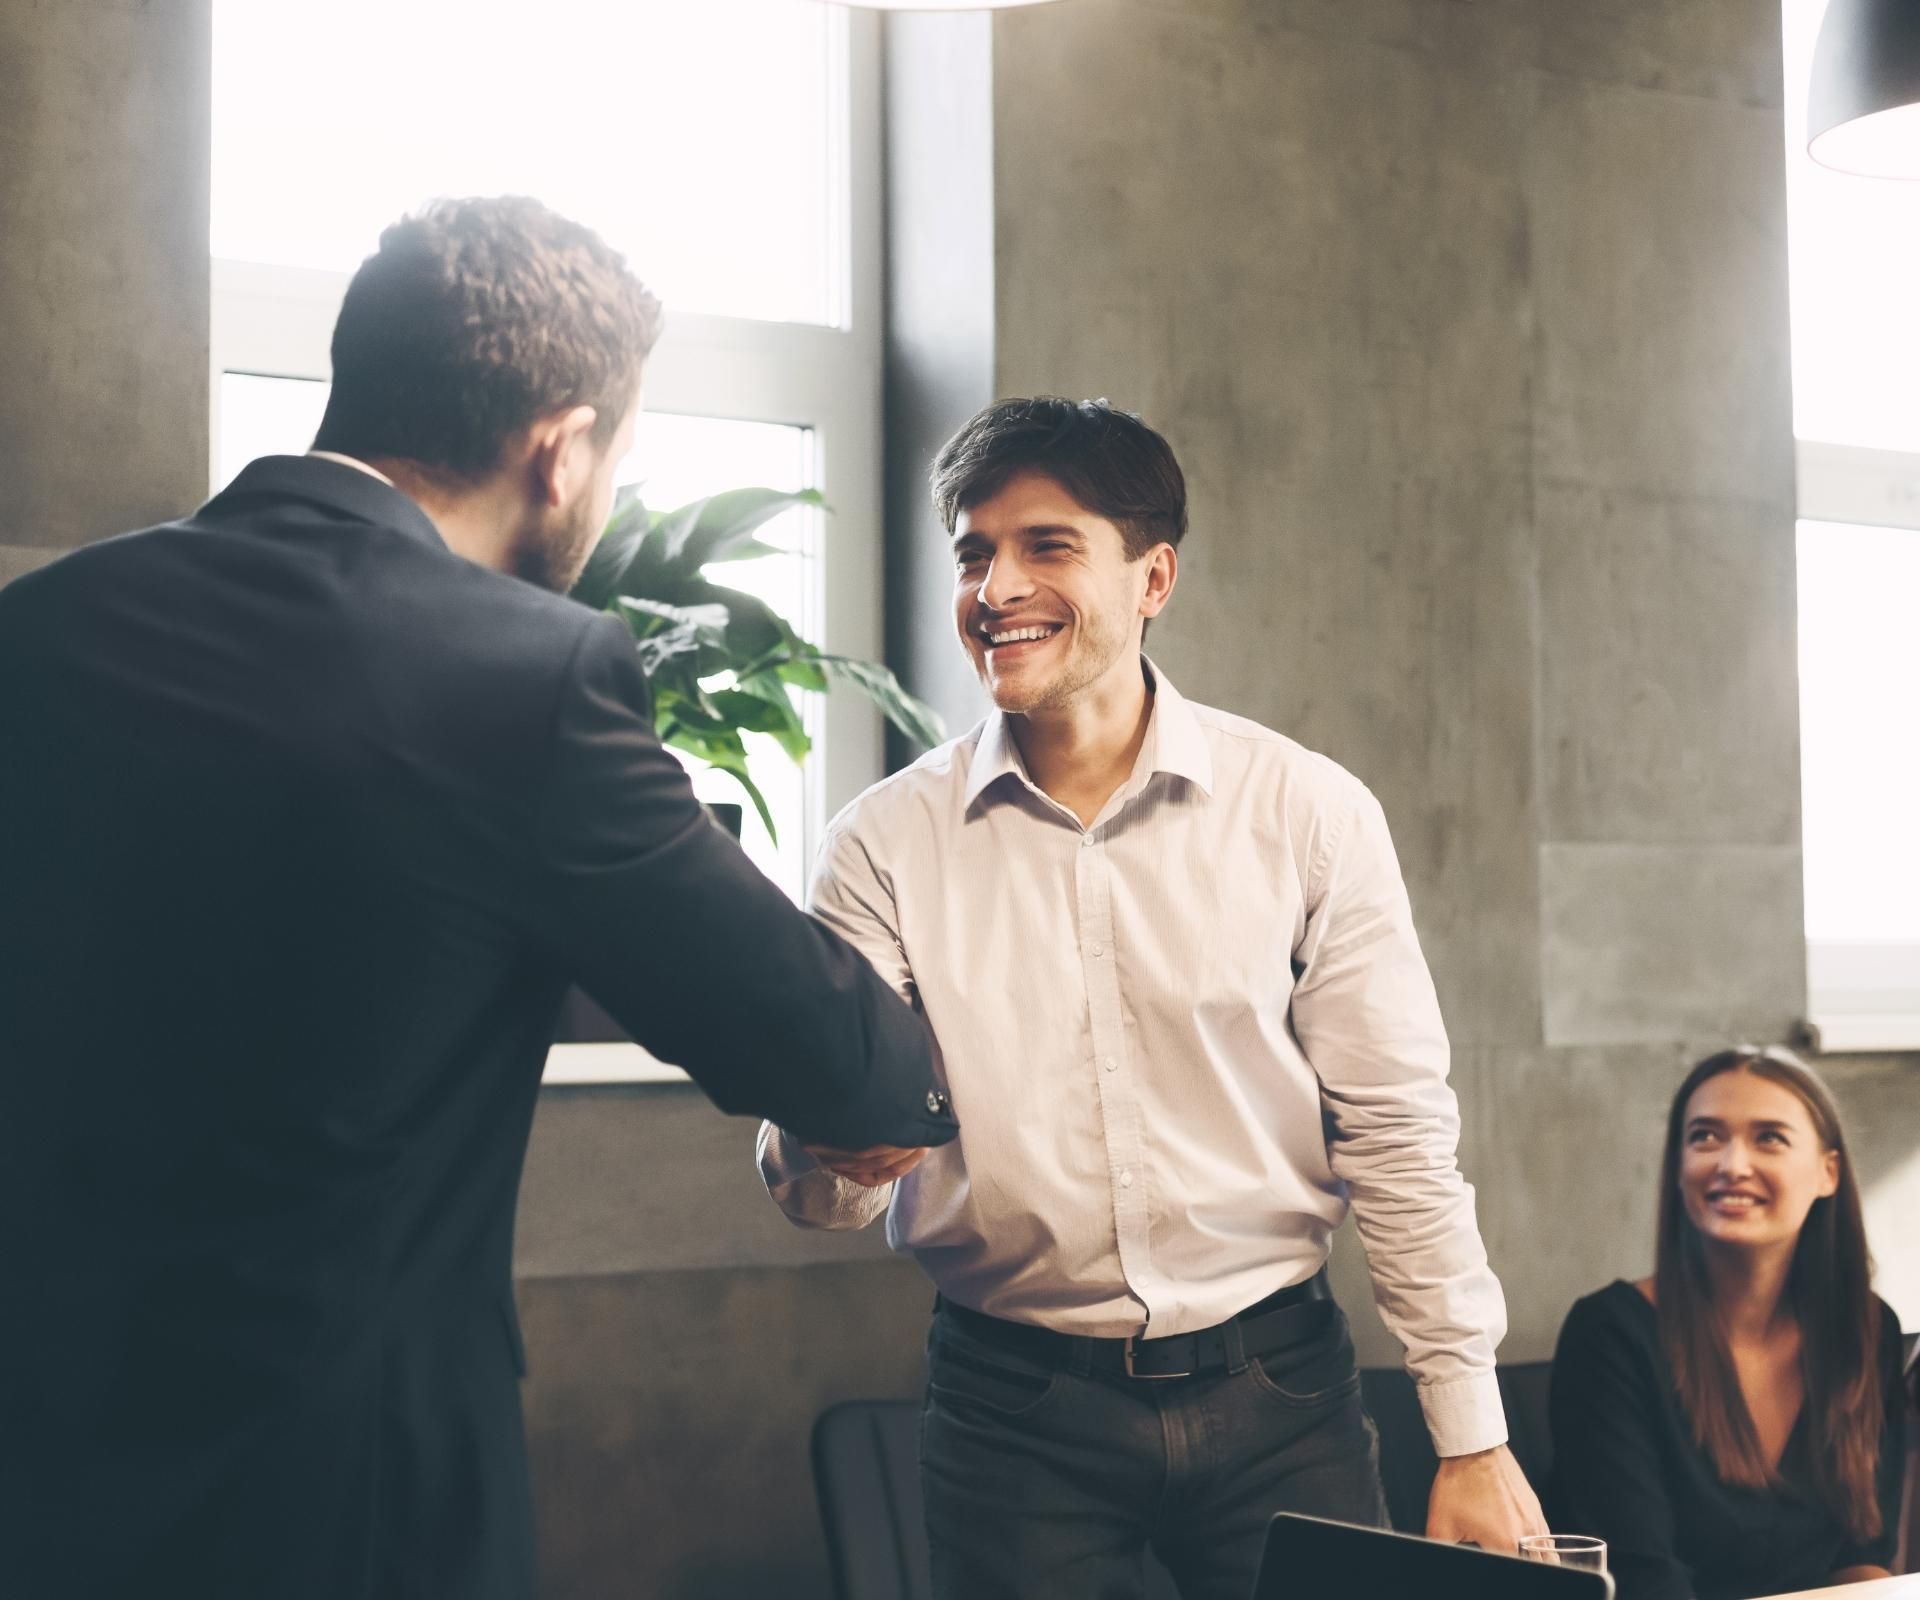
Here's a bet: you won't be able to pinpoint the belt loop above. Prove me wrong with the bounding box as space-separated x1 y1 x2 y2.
1067 1334 1095 1379
1220 1314 1249 1375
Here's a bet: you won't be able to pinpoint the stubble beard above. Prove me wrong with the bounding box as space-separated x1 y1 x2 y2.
983 610 1129 715
512 494 602 595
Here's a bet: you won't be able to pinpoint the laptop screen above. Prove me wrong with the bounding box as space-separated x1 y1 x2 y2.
1256 1514 1615 1600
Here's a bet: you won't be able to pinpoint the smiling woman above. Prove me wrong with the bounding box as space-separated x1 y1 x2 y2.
1546 1048 1907 1600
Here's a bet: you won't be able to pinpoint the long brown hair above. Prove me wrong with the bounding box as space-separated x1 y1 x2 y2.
1654 1047 1884 1540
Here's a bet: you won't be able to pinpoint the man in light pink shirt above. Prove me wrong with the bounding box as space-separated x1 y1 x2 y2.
759 397 1544 1598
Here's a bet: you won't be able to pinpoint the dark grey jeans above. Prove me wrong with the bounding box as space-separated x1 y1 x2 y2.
919 1299 1387 1600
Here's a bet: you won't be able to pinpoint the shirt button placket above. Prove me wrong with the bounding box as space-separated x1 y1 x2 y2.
1079 831 1149 1311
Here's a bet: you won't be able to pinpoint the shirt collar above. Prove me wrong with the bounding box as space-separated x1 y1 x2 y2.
202 455 446 552
962 655 1215 810
306 449 395 487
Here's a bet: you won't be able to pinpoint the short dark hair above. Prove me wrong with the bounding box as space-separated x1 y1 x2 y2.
930 397 1187 560
312 196 663 482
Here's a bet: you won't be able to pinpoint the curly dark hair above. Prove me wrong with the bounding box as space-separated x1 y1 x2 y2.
930 397 1187 561
312 196 663 482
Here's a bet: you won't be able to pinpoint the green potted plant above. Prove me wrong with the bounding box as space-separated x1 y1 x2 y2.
570 486 945 842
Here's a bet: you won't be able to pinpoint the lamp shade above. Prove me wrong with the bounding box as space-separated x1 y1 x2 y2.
1807 0 1920 178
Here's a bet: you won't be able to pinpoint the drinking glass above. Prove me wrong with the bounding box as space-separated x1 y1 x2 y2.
1517 1534 1607 1573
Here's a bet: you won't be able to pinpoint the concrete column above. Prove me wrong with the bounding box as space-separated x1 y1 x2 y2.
0 0 210 581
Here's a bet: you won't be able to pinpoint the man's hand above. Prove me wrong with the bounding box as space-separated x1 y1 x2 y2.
1425 1444 1547 1552
801 1142 928 1189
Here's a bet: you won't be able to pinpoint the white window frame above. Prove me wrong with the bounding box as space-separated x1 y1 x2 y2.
1794 440 1920 1054
210 10 886 1085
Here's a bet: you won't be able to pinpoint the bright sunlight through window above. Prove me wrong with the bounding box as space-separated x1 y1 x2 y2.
212 0 840 326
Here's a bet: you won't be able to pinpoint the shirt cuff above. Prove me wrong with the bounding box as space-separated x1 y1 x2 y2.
756 1122 819 1183
1419 1371 1508 1458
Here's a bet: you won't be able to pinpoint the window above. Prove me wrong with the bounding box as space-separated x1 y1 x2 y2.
1783 0 1920 1049
211 1 885 1079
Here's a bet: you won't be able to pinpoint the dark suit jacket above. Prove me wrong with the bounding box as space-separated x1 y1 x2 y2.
0 457 953 1599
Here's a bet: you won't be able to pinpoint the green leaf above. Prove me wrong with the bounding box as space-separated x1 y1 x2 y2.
703 537 788 565
660 487 827 573
615 597 730 645
664 578 789 667
571 492 653 611
772 652 829 694
662 718 748 766
660 735 779 844
616 597 731 677
815 655 947 750
718 762 779 844
716 680 811 764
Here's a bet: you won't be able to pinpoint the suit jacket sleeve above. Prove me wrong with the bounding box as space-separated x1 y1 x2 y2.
756 819 919 1229
522 614 956 1152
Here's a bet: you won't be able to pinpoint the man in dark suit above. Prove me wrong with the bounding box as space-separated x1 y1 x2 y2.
0 196 954 1599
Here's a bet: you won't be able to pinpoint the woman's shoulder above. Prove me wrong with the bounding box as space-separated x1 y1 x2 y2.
1871 1293 1907 1376
1567 1278 1658 1326
1556 1279 1660 1361
1870 1291 1902 1337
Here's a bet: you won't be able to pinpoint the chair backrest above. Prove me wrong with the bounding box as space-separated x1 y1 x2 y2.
1498 1362 1556 1490
1899 1332 1917 1575
813 1401 932 1600
1360 1367 1438 1531
1360 1362 1555 1534
811 1398 1182 1600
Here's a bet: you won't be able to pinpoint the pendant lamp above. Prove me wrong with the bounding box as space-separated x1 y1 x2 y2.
1807 0 1920 178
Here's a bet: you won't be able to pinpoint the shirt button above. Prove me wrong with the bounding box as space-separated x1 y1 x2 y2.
1080 836 1092 848
1120 1169 1134 1188
926 1090 949 1115
1102 1056 1117 1073
1090 943 1104 958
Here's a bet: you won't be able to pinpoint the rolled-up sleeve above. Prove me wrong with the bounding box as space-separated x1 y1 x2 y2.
1291 782 1509 1457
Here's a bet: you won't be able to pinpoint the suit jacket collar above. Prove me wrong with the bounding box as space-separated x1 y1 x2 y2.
204 455 448 553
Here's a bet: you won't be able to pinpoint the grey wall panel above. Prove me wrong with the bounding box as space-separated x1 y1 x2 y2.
1529 75 1794 507
0 545 58 590
0 0 210 552
882 11 996 762
519 1259 931 1600
1541 843 1807 1046
1537 483 1801 848
516 1087 897 1280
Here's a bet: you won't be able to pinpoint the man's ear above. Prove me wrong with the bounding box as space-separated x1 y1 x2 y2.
1138 543 1178 619
527 404 599 508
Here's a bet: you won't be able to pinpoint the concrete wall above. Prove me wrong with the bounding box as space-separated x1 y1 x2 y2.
0 0 210 571
513 1088 927 1600
980 0 1920 1364
523 5 1917 1593
8 3 1915 1597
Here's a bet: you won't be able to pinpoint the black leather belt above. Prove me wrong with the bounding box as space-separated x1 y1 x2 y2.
937 1269 1333 1381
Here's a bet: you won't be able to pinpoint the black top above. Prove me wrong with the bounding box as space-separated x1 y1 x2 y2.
0 457 956 1600
1548 1279 1907 1600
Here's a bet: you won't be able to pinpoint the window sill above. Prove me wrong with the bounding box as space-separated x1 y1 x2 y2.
1801 1015 1920 1054
542 1043 692 1086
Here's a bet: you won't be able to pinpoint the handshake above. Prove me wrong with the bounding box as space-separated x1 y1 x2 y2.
802 1140 932 1188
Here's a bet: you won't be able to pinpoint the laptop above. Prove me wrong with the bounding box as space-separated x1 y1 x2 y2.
1255 1513 1616 1599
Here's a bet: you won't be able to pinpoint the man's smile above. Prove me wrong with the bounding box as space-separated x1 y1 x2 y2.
976 619 1065 658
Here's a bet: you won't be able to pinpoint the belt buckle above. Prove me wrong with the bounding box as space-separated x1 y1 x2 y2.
1121 1333 1191 1381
